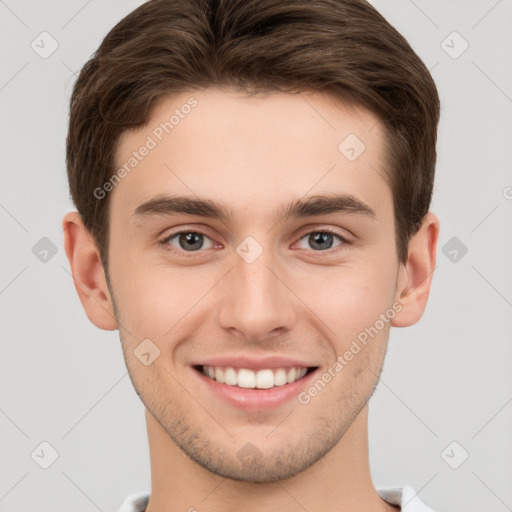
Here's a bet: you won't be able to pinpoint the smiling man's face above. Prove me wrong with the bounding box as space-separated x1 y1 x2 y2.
84 87 413 481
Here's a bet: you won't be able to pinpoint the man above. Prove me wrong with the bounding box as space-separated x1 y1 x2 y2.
62 0 440 510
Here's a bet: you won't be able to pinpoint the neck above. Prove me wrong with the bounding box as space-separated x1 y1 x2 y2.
144 405 397 512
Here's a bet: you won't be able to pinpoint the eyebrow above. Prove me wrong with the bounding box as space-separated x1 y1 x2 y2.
131 193 376 227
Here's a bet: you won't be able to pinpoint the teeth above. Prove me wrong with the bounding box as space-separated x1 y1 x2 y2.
224 367 237 386
238 368 256 388
274 368 288 386
214 367 225 384
201 365 310 388
286 367 297 384
256 369 274 389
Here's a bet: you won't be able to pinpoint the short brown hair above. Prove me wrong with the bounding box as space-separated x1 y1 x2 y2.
66 0 440 269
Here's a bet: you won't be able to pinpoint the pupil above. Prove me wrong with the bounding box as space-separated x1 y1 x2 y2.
310 232 333 250
180 232 203 251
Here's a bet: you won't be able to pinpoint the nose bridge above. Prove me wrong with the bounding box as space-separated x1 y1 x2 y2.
217 238 296 339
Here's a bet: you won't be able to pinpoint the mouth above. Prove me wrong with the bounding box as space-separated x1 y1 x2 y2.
193 364 317 389
191 363 319 411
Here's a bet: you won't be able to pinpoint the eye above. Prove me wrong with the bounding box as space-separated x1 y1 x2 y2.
295 230 347 251
162 231 215 253
159 228 349 257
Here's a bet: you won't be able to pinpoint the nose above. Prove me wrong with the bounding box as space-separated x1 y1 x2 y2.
217 245 297 342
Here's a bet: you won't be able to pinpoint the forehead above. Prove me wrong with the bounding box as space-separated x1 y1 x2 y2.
110 87 391 228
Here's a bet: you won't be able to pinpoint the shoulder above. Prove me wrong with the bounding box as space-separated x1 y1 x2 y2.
117 491 150 512
377 485 439 512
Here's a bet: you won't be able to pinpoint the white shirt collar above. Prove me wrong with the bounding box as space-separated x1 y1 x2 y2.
119 486 436 512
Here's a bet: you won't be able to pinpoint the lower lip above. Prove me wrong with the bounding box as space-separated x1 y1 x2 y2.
192 367 318 411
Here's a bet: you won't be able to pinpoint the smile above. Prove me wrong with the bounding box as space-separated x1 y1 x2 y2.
190 356 320 410
198 365 314 389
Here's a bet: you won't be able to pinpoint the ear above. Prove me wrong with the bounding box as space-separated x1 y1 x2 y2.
391 212 440 327
62 211 118 330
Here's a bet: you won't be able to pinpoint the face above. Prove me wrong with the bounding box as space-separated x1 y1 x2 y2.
105 87 405 481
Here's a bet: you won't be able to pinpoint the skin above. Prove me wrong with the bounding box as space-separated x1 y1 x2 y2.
63 88 439 512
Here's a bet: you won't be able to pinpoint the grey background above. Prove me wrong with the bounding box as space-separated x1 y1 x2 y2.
1 1 511 511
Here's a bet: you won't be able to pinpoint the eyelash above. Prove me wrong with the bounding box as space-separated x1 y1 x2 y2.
159 228 351 259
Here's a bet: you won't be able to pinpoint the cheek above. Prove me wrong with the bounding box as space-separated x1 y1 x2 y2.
111 257 216 340
297 263 396 343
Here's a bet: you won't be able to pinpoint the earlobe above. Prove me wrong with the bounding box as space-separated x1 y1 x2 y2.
62 211 118 331
391 212 440 328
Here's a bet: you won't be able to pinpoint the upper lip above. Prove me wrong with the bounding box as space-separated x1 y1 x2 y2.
191 355 318 371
